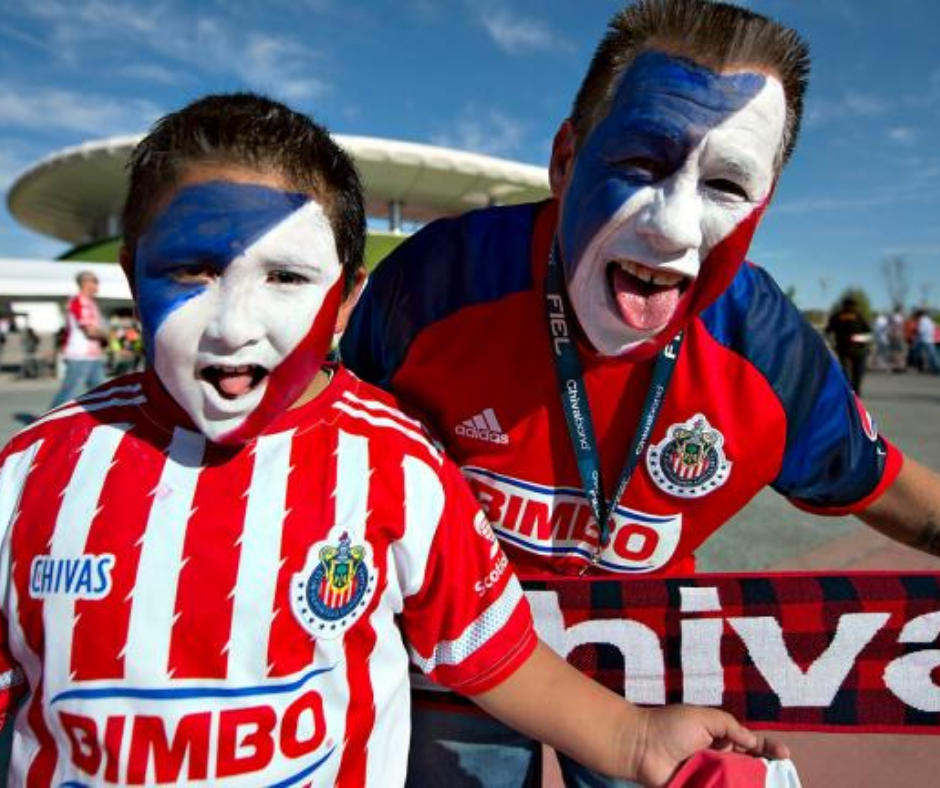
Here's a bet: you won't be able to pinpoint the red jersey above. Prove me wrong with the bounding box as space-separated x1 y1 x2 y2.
342 201 902 578
0 367 535 786
61 293 103 360
668 752 801 788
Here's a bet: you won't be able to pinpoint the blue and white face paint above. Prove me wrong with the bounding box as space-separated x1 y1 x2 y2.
556 51 786 358
135 180 344 444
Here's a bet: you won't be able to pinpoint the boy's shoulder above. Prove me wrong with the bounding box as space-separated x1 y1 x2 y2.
332 366 445 467
1 373 149 459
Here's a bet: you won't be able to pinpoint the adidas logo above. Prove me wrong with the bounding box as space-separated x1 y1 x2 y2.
455 408 509 445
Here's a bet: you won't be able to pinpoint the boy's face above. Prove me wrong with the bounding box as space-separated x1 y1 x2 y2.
132 165 350 444
551 50 786 358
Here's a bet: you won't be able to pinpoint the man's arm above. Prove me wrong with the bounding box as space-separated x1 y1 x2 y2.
473 642 788 788
858 457 940 558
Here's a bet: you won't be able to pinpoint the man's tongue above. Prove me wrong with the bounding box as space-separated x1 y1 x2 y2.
610 265 681 331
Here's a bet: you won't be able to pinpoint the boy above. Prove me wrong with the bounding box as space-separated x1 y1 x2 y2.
0 94 783 787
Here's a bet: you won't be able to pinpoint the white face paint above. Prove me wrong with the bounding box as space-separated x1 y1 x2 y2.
557 53 787 357
136 180 344 443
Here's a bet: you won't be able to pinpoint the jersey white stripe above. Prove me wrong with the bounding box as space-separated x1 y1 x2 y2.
77 382 143 402
408 576 525 674
0 440 43 547
397 455 444 599
44 424 128 695
228 430 294 680
335 429 369 539
0 442 45 779
341 390 426 431
333 401 441 463
23 395 147 436
124 427 205 680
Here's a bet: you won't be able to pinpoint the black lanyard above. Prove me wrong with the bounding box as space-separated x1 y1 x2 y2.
544 242 682 564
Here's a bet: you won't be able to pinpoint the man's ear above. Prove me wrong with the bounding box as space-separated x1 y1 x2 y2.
334 266 368 335
549 119 577 199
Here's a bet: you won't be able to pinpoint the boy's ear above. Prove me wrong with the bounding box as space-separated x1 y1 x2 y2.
334 267 368 335
118 245 135 292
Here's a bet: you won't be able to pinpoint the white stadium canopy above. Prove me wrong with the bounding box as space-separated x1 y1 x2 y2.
6 135 551 245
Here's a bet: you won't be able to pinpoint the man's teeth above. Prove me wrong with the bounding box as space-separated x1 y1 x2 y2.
618 260 684 288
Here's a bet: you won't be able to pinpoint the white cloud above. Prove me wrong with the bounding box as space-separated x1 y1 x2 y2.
12 0 332 101
805 90 891 127
431 106 527 158
0 84 163 137
480 9 561 54
887 126 917 145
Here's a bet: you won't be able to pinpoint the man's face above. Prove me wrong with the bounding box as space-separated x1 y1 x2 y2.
133 167 346 444
79 275 99 297
552 50 786 358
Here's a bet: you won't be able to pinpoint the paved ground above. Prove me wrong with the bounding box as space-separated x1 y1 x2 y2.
0 369 938 785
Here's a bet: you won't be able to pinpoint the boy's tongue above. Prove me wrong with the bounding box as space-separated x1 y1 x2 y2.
610 265 681 331
216 369 256 398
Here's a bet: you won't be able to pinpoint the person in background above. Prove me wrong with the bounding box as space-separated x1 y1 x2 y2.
913 309 940 374
888 305 908 372
825 296 871 394
49 270 108 407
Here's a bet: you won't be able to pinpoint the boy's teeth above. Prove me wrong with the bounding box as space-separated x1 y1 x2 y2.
619 261 683 288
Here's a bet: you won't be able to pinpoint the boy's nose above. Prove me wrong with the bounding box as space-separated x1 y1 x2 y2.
205 279 263 349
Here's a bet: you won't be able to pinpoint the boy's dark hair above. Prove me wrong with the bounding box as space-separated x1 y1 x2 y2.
123 92 365 293
570 0 810 170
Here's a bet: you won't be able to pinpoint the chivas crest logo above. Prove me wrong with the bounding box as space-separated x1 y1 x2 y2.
646 414 732 499
291 530 377 639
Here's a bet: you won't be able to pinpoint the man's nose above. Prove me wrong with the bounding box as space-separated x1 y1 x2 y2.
635 179 703 257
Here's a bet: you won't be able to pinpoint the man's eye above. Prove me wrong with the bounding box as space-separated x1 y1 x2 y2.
267 270 309 285
614 156 669 183
705 178 750 201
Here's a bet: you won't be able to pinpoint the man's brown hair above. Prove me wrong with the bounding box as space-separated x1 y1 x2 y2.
570 0 810 169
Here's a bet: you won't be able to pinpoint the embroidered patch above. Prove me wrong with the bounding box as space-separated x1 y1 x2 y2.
646 414 732 499
291 530 377 639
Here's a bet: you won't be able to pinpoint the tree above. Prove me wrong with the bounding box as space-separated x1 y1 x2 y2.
882 255 909 310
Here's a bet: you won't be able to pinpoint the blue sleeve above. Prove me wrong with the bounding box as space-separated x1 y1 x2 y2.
340 203 539 389
702 265 889 509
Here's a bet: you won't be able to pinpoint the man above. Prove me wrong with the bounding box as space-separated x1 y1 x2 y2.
342 0 940 784
913 309 940 373
49 270 108 407
825 296 871 393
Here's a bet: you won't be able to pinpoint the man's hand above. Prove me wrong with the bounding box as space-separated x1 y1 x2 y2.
628 705 790 788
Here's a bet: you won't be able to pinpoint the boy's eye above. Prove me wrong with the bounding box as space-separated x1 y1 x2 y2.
171 263 219 284
267 269 310 285
705 178 750 202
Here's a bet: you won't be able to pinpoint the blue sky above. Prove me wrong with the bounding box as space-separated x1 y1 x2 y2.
1 0 938 311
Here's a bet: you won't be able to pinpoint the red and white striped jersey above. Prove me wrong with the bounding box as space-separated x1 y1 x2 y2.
0 366 536 787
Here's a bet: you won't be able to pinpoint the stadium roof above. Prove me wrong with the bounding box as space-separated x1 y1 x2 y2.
7 134 550 245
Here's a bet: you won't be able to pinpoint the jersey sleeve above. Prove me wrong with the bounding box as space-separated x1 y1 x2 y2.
704 264 901 514
396 455 537 696
760 277 902 512
0 441 33 726
340 203 539 390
